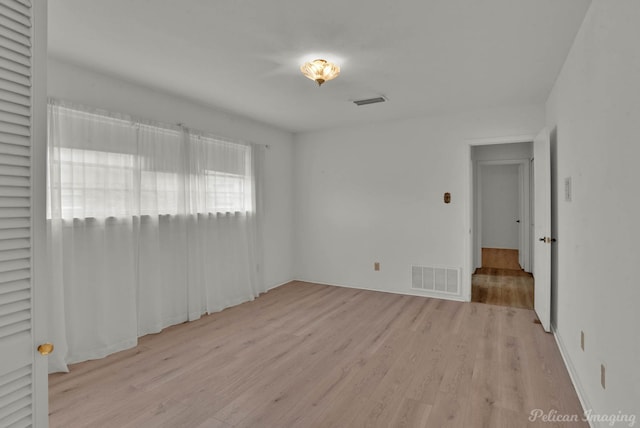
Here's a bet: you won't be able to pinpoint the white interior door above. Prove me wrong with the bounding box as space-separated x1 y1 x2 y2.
0 0 48 426
533 128 552 332
518 164 524 269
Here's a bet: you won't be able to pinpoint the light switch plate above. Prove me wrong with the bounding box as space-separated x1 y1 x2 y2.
564 177 572 202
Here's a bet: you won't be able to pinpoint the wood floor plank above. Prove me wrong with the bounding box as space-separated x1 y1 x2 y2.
231 292 413 427
482 247 522 270
304 329 414 427
49 281 586 428
390 398 433 428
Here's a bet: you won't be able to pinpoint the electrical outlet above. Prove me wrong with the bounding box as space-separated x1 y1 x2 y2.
601 364 606 389
581 331 585 351
374 262 380 271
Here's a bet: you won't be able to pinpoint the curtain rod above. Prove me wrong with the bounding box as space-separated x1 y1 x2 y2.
48 98 269 149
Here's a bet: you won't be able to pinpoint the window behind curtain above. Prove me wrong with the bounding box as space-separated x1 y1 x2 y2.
192 134 253 214
57 148 136 218
47 104 254 219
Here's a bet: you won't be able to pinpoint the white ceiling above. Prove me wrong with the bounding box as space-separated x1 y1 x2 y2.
48 0 592 133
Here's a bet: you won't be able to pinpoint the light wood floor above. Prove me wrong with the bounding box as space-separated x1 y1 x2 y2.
49 282 585 428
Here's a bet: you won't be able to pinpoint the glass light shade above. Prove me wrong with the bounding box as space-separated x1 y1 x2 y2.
300 59 340 86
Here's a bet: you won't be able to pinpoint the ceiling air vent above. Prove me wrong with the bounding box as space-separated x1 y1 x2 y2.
353 96 386 106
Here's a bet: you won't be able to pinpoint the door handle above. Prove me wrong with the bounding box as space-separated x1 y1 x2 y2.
538 237 557 243
37 343 54 355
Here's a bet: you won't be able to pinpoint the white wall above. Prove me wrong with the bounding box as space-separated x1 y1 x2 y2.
293 104 544 298
480 164 519 249
545 0 640 422
47 57 295 289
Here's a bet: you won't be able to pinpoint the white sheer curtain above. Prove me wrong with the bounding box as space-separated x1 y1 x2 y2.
135 125 189 336
47 101 265 373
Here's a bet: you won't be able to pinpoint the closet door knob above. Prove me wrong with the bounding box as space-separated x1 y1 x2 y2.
37 343 54 355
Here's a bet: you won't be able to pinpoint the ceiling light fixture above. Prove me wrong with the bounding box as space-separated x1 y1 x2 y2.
300 59 340 86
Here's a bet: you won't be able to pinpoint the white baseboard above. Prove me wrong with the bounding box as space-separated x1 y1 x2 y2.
293 278 468 302
266 279 295 291
552 326 596 428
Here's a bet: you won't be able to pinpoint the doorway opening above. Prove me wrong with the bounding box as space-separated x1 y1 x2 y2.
470 142 534 309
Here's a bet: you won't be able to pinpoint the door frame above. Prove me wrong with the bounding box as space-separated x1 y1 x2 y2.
32 0 49 425
475 159 531 272
464 135 535 302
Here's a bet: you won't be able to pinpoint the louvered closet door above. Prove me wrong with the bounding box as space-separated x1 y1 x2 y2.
0 1 41 427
